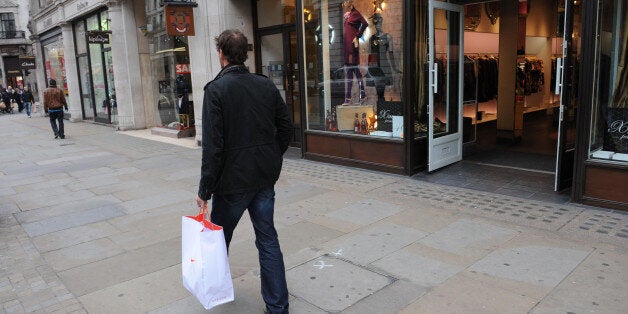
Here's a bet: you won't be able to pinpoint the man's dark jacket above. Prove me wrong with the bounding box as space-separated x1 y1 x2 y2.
198 64 292 200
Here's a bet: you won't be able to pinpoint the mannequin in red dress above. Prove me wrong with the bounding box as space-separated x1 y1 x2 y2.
342 0 368 104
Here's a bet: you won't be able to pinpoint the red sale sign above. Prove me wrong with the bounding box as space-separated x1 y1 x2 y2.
176 64 191 74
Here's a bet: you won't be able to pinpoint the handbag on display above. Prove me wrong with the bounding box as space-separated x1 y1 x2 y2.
181 214 234 310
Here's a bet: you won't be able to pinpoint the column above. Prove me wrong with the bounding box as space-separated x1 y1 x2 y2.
108 0 146 130
496 0 519 142
31 36 47 106
189 0 254 145
60 23 83 121
0 55 6 88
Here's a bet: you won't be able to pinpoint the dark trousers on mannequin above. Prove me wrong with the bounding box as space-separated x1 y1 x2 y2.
345 66 365 102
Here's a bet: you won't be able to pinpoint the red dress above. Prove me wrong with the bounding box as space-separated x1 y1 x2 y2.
343 8 368 65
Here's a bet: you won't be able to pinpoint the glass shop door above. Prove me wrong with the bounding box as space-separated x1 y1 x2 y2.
554 0 581 191
428 1 464 172
259 28 302 147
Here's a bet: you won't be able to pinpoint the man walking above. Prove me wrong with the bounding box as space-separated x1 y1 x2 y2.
22 86 35 118
195 29 292 314
43 79 68 139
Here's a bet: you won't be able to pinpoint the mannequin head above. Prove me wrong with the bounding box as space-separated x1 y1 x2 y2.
372 13 383 34
342 0 354 11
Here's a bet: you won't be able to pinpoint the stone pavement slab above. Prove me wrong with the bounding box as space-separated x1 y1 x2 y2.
419 218 518 258
58 237 181 296
32 221 119 253
469 245 590 287
529 246 628 313
371 249 464 287
287 257 392 312
21 204 125 237
324 223 427 266
14 194 121 224
400 271 540 313
342 279 427 314
79 264 188 313
42 238 125 272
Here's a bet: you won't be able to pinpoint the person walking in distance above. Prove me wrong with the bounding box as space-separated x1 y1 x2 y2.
43 79 68 139
195 29 292 314
22 86 35 118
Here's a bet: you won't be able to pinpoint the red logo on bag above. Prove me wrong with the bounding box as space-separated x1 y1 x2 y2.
190 258 196 263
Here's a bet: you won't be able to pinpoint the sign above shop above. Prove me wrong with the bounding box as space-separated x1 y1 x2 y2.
161 0 198 7
19 56 36 70
165 4 195 36
87 30 111 44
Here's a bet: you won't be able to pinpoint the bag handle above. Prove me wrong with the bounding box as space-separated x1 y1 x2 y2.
186 214 223 231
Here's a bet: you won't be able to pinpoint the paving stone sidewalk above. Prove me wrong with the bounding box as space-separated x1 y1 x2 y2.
1 114 627 313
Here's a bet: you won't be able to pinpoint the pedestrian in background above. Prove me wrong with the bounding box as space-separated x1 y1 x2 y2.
195 29 293 314
14 86 24 112
1 87 11 113
22 86 35 118
43 79 68 139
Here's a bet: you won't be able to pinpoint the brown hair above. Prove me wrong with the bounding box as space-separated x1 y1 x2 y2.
215 29 248 65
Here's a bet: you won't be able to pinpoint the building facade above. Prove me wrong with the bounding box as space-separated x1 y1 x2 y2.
28 0 627 210
0 0 34 90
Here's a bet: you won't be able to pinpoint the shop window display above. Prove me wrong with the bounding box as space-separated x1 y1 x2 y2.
146 0 194 131
303 0 404 138
590 0 627 162
43 38 67 95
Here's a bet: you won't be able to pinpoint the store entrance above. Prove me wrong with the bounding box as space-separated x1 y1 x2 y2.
423 0 580 199
257 28 302 147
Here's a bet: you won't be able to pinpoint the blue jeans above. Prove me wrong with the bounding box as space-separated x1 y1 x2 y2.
24 102 32 116
211 187 289 314
49 110 64 137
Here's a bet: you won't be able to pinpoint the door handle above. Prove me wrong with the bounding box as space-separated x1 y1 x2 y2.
555 57 563 95
432 62 438 94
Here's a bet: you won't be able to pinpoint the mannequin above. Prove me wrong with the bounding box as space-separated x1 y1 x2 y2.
369 13 401 103
342 0 368 104
176 74 190 115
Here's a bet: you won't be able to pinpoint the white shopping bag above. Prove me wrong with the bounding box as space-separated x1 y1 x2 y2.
182 214 234 310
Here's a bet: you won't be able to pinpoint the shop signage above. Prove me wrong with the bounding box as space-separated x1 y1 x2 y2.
165 4 195 36
176 64 191 74
19 56 36 69
608 120 628 141
377 101 403 132
161 0 198 6
64 0 101 20
87 31 111 44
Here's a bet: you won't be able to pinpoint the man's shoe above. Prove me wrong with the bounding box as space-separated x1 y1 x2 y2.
54 133 59 139
60 135 65 139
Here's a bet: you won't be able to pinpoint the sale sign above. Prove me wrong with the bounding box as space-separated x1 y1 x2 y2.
176 64 191 74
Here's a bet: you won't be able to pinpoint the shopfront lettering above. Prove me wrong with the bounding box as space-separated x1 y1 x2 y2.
608 120 628 141
176 64 190 74
378 109 392 123
21 61 35 68
87 31 110 44
77 1 89 11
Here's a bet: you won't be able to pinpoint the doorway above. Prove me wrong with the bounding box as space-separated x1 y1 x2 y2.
421 0 581 201
257 28 302 147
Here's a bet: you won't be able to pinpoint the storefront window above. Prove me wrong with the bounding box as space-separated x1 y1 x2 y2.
74 11 116 124
43 36 68 95
146 3 193 129
590 0 627 162
302 0 404 138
